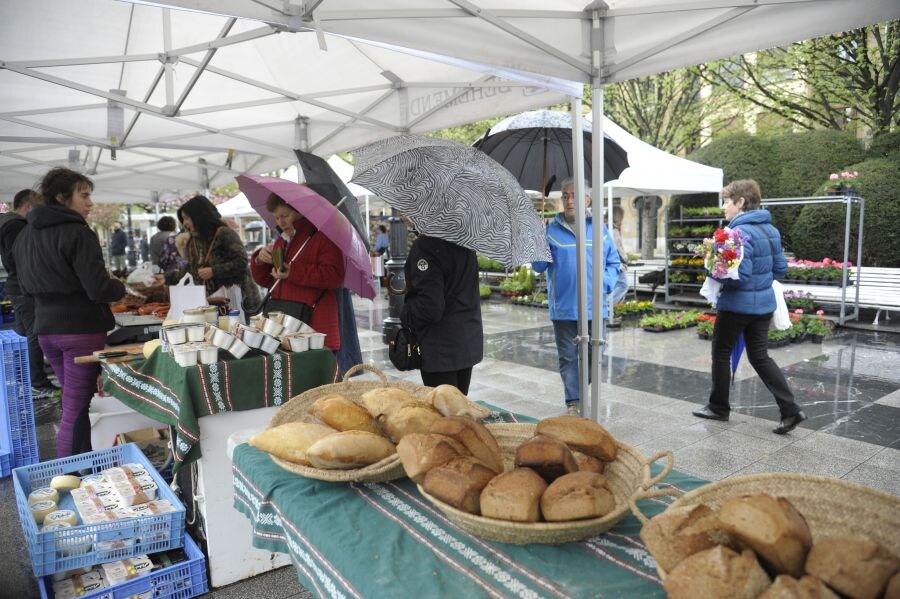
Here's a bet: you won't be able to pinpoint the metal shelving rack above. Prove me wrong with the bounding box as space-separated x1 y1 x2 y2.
664 206 722 304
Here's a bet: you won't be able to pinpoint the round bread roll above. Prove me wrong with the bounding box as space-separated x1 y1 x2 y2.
664 546 771 599
249 422 337 465
759 575 840 599
640 504 733 573
396 433 469 484
425 384 480 418
306 430 396 469
884 572 900 599
312 394 381 435
718 493 812 578
379 404 442 443
429 416 504 474
422 456 497 515
572 451 605 474
805 536 899 599
360 387 419 419
480 468 547 523
514 435 578 483
535 416 617 461
539 471 616 522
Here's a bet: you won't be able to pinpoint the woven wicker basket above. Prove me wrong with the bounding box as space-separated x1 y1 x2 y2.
630 472 900 579
416 422 675 544
267 364 491 483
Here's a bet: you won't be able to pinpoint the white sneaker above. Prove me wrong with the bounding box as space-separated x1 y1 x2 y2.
566 403 581 416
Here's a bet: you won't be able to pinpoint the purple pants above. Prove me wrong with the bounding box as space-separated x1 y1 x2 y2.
39 333 106 458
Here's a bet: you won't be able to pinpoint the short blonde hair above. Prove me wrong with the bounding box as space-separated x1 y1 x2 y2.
723 180 761 211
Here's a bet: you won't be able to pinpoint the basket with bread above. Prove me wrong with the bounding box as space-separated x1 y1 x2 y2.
399 416 674 545
248 364 492 483
631 473 900 598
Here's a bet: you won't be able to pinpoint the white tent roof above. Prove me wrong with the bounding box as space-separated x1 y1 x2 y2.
0 0 573 203
601 118 723 197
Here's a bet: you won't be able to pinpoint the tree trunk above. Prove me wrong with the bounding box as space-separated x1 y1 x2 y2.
641 196 660 259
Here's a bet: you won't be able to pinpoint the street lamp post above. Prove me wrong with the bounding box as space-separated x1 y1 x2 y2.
382 212 408 344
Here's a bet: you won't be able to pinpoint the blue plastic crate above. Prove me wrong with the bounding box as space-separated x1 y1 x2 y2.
13 443 186 577
0 329 39 471
38 532 208 599
0 448 10 477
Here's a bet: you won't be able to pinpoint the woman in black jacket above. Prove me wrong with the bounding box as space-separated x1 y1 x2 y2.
13 168 126 458
400 234 483 393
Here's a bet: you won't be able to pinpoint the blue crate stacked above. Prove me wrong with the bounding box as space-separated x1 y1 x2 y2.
0 329 39 474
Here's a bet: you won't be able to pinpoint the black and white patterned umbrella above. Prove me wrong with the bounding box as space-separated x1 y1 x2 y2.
350 135 551 268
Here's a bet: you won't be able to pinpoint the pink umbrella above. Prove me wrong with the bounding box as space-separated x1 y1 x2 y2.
236 174 376 300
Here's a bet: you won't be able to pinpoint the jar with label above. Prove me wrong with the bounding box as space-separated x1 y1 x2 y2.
228 309 241 330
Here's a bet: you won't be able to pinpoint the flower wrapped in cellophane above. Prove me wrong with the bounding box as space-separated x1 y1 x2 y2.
696 227 749 307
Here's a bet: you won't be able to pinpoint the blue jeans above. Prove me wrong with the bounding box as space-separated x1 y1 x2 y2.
552 320 592 405
609 269 629 307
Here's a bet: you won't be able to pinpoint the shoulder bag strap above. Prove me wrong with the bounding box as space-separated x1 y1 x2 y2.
202 226 225 264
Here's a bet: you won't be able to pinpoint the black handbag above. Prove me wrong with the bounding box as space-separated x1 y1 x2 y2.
388 326 421 371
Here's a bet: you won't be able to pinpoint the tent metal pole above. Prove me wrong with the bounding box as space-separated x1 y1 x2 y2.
570 98 589 412
589 84 604 422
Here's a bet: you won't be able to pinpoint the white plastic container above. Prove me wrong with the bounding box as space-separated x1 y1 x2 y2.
298 322 315 333
228 338 251 359
261 318 284 338
182 306 216 324
198 345 218 365
258 334 280 355
266 311 284 324
210 328 235 350
186 324 206 342
239 326 264 349
308 332 326 350
288 334 310 352
280 314 302 333
173 348 198 367
164 326 187 345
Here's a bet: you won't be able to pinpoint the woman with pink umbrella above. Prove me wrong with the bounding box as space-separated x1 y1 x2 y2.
250 193 345 351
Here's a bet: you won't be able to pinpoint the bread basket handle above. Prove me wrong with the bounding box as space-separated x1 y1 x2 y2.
628 487 682 526
342 363 388 383
642 450 675 489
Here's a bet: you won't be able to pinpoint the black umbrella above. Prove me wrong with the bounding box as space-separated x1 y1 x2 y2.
474 110 629 198
294 149 370 251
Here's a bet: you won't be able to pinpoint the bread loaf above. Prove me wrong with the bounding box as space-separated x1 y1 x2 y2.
249 422 336 465
804 536 899 599
422 456 497 515
535 416 617 461
425 384 481 418
884 572 900 599
479 468 547 523
572 451 605 474
429 416 504 473
539 471 616 522
758 575 840 599
379 404 442 443
640 504 733 572
396 433 469 484
664 546 771 599
312 394 381 435
718 493 812 577
514 435 578 483
360 387 419 419
305 430 396 469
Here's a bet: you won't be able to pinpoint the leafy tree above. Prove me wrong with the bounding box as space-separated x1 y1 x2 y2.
698 20 900 135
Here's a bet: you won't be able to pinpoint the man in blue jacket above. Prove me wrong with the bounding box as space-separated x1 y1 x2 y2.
533 178 620 416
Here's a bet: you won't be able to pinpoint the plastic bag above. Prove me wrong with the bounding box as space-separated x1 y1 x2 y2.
126 261 157 286
771 280 792 330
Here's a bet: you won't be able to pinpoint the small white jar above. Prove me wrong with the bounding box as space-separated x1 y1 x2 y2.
164 326 187 345
228 338 251 359
240 326 264 348
280 314 302 333
197 345 218 365
185 324 206 342
261 318 284 338
258 334 281 355
288 334 310 352
308 332 326 350
173 348 198 367
210 328 235 350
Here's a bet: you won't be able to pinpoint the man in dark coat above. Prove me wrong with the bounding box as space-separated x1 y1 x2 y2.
0 189 58 396
400 234 483 394
109 221 127 272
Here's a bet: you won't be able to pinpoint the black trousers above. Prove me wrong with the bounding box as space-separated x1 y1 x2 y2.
709 310 800 418
421 368 473 395
11 294 50 387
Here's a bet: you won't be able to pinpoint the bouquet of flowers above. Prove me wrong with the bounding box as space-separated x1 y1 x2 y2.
696 227 750 307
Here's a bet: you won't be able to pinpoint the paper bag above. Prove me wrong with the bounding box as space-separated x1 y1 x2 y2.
210 284 244 324
166 273 207 321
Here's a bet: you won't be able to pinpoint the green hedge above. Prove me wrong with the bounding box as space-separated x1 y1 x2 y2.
867 131 900 160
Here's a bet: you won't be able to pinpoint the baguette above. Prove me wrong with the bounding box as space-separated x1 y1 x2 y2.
425 384 482 419
379 403 442 443
305 430 396 469
311 394 381 435
249 422 336 466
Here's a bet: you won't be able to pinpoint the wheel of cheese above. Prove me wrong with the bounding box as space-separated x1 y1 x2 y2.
30 499 58 524
44 509 78 526
50 475 82 494
28 487 59 506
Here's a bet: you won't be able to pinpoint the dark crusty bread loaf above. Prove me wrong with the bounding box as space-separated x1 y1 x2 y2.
535 415 617 461
422 456 497 515
396 433 468 484
664 546 771 599
539 471 616 522
514 435 578 483
640 504 733 572
718 493 812 577
479 468 548 523
429 416 504 473
758 575 840 599
804 536 899 599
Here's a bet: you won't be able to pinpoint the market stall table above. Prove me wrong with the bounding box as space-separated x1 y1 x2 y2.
101 347 338 587
232 410 708 598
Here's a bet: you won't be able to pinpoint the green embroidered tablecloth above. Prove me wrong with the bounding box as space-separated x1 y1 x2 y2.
231 409 709 598
101 348 337 472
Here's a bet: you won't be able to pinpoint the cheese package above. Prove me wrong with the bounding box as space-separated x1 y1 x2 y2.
52 570 105 599
95 538 134 556
44 509 78 526
129 499 175 517
51 566 93 583
111 477 153 507
98 555 153 586
30 499 58 524
79 474 106 487
28 486 59 506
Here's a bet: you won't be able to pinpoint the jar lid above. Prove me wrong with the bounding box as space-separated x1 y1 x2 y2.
228 309 241 316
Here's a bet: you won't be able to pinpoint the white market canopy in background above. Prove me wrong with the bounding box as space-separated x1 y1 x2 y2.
0 0 574 203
